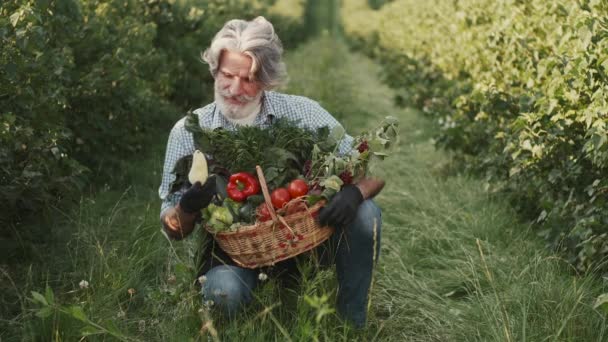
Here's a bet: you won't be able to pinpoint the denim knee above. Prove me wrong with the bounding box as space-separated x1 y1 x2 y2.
352 200 382 241
201 265 257 316
346 199 382 262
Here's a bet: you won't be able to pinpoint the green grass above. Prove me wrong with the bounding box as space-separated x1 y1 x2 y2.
2 36 607 341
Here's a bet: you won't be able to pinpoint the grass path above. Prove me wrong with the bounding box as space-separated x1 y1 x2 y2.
289 36 608 341
5 36 607 341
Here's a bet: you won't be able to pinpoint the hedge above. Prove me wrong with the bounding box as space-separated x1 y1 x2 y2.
342 0 608 273
0 0 308 239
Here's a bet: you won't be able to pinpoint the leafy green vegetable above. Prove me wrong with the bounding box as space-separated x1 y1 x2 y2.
179 112 335 189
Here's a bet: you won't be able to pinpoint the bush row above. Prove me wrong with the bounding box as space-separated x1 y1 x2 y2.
0 0 308 231
341 0 608 273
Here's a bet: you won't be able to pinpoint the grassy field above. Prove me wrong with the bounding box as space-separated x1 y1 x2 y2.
3 35 607 341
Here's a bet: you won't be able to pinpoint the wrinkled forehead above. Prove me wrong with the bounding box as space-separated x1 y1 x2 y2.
219 50 256 78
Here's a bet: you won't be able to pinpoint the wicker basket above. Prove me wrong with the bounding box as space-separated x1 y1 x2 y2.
205 165 334 268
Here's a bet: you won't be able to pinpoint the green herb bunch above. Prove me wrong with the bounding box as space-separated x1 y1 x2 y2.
170 113 399 196
173 112 335 190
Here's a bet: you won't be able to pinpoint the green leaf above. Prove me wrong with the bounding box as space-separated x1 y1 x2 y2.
10 11 20 27
369 138 385 152
35 306 54 318
306 194 323 206
521 139 533 151
536 210 547 223
216 175 228 201
383 116 399 125
321 175 343 191
4 62 17 80
593 293 608 314
385 125 398 141
601 58 608 72
312 144 321 161
185 112 202 134
264 167 279 185
321 188 337 201
45 286 55 305
531 145 543 158
69 306 88 322
31 291 48 306
578 26 592 50
104 320 125 338
265 147 299 165
80 326 103 336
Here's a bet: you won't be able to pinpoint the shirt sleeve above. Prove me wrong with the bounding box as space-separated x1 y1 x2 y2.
159 117 195 219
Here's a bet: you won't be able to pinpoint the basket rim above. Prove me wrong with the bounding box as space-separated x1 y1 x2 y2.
205 199 326 236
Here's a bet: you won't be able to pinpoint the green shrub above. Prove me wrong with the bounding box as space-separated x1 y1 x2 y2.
342 0 608 272
0 0 310 237
1 0 88 227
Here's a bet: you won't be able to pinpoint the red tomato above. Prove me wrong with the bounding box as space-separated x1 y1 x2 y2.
287 179 309 198
270 188 291 209
256 203 272 222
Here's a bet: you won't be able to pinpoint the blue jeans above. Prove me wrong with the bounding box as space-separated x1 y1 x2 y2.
201 199 382 328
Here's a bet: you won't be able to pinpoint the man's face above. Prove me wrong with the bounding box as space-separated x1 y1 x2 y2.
214 50 263 120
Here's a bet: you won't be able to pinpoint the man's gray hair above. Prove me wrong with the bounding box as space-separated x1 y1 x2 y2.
202 16 287 89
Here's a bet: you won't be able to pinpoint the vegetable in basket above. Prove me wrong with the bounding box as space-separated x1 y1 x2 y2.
204 203 234 232
256 203 272 222
287 179 309 198
188 150 208 184
270 188 291 209
227 172 260 202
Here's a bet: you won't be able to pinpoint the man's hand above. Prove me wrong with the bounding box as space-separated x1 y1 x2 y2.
318 184 364 228
162 206 196 240
179 176 217 214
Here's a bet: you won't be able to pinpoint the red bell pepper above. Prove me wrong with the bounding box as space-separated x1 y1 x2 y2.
226 172 260 202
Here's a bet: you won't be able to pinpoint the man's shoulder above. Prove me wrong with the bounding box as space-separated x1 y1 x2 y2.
192 102 217 127
267 91 321 107
169 102 216 132
266 91 326 117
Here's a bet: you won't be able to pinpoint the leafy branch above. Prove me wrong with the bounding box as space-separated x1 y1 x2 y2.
30 286 132 341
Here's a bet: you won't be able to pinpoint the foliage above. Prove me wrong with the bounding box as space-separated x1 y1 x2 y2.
29 287 129 340
6 36 608 341
171 112 398 198
342 0 608 273
183 114 331 189
367 0 393 10
308 115 399 200
0 0 310 231
1 0 89 227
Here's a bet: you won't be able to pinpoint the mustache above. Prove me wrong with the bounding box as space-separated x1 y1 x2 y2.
217 88 257 103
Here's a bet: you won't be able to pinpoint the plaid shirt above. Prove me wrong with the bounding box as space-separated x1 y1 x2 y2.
158 91 353 218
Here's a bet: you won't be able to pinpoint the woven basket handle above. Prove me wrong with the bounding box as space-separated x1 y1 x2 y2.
255 165 296 232
255 165 279 222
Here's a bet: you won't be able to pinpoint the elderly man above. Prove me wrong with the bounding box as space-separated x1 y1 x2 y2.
159 17 384 328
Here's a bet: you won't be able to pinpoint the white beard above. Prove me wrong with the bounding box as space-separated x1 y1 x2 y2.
214 83 262 122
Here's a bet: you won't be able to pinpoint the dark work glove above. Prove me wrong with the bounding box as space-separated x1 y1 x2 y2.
318 184 364 228
179 176 217 214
